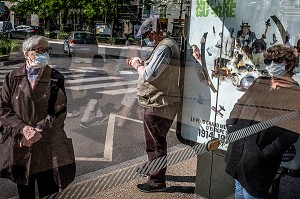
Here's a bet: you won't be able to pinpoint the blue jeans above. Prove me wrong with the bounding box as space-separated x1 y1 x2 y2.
235 180 264 199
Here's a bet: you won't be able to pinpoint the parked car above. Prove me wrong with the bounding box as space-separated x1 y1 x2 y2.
8 25 44 39
63 31 98 58
0 21 13 38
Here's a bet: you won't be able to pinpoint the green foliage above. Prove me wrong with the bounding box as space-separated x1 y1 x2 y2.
10 40 21 53
44 31 57 39
8 0 121 25
83 0 117 22
44 30 68 39
60 24 65 32
96 35 140 45
128 37 141 45
57 32 68 40
96 35 111 44
0 39 21 56
139 0 155 10
0 39 11 56
113 37 126 45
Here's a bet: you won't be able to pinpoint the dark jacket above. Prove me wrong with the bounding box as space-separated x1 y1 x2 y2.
225 77 299 197
0 65 68 185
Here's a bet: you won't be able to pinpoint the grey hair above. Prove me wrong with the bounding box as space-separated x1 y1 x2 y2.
22 35 49 52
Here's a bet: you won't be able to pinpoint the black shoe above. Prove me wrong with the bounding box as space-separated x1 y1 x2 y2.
98 114 109 124
137 183 167 193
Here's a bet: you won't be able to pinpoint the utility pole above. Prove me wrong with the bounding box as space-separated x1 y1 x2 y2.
140 0 145 49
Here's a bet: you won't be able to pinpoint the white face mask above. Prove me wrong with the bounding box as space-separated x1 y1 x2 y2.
265 61 286 77
144 38 154 46
33 52 50 68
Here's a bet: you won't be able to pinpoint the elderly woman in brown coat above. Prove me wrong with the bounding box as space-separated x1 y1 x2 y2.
0 35 75 198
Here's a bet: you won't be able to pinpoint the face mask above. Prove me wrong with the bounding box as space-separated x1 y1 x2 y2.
144 38 154 46
34 52 50 68
265 61 286 77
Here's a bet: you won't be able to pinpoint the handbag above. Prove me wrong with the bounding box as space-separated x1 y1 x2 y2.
45 68 76 189
51 128 76 189
0 134 13 179
0 133 31 185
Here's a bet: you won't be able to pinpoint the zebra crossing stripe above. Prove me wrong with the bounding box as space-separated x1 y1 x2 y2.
96 87 137 95
65 80 138 90
69 69 104 73
76 67 106 71
65 76 122 84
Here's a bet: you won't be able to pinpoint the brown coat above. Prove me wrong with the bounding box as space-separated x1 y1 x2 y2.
0 65 68 185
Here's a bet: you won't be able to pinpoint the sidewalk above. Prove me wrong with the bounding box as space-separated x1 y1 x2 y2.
6 145 204 199
89 156 205 199
44 144 207 199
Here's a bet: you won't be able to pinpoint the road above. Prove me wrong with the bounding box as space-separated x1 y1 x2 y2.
0 41 182 198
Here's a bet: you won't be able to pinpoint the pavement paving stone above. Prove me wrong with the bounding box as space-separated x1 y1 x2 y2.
88 156 207 199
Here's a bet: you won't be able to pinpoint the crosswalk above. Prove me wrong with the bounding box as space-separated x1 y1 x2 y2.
0 65 139 96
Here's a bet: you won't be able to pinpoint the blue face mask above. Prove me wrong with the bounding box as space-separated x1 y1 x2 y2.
34 52 50 68
265 61 286 77
144 38 154 47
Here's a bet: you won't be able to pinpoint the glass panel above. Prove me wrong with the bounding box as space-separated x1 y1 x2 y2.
1 0 300 198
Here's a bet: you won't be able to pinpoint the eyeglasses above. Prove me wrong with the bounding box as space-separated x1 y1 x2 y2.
264 57 284 65
30 47 52 54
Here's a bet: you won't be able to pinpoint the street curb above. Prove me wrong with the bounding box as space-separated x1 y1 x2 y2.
1 58 24 66
48 40 153 51
0 41 151 67
0 51 24 66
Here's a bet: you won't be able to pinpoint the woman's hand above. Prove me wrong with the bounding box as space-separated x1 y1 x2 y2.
20 137 33 147
21 125 42 143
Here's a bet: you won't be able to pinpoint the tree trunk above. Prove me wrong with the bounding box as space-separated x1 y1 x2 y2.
110 20 114 45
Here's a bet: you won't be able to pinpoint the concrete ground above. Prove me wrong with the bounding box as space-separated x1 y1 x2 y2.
89 156 206 199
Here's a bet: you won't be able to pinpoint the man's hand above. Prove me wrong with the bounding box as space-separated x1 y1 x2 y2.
127 57 143 68
200 37 206 44
21 125 42 143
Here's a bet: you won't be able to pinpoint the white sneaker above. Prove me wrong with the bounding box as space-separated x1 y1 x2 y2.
95 109 103 118
67 111 80 118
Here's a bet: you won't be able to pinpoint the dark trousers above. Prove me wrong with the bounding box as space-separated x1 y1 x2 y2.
17 169 59 199
143 102 180 186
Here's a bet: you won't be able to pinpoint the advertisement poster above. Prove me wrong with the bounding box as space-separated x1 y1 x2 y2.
95 22 111 35
181 0 300 152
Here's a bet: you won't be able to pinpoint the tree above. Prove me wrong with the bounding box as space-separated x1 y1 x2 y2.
8 0 73 30
8 0 119 31
83 0 116 23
